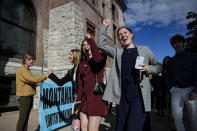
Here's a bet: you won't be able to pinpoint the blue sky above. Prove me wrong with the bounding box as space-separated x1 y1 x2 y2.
124 0 197 62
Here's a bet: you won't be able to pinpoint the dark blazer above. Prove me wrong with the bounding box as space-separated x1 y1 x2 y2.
48 67 79 95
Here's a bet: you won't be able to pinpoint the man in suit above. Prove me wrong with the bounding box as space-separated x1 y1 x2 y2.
97 19 162 131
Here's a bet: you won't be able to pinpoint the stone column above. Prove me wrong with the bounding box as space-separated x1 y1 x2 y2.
47 2 84 69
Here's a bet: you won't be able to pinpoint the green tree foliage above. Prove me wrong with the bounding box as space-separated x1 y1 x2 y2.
185 12 197 53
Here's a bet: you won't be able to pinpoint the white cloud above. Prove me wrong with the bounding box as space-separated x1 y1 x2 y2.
133 27 142 31
125 0 197 28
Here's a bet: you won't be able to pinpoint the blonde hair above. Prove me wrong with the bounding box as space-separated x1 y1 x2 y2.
23 53 35 64
71 49 81 66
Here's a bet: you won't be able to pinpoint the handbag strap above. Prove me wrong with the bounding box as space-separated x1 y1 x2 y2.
95 68 107 83
95 74 98 82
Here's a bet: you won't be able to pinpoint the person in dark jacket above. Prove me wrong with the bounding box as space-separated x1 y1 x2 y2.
76 33 108 131
166 34 197 131
48 49 81 131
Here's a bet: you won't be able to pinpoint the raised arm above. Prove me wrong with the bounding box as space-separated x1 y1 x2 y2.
85 35 106 64
97 19 116 58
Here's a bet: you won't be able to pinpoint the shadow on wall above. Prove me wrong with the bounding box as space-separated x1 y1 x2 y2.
0 42 19 113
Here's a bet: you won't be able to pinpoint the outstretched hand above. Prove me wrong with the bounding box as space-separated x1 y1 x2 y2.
103 19 112 26
45 68 53 77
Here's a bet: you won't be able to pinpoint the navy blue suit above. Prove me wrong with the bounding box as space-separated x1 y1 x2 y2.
116 48 147 131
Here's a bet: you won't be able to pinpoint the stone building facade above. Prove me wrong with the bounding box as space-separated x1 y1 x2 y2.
0 0 126 110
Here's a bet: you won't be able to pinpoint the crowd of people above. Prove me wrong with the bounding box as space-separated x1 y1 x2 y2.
16 19 197 131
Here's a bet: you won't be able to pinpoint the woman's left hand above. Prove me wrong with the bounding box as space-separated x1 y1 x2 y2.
139 64 148 72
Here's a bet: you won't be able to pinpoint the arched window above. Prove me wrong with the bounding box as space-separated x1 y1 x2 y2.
102 1 106 18
86 20 96 39
0 0 36 59
112 4 115 22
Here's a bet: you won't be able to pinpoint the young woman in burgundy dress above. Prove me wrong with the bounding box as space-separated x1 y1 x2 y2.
76 33 108 131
